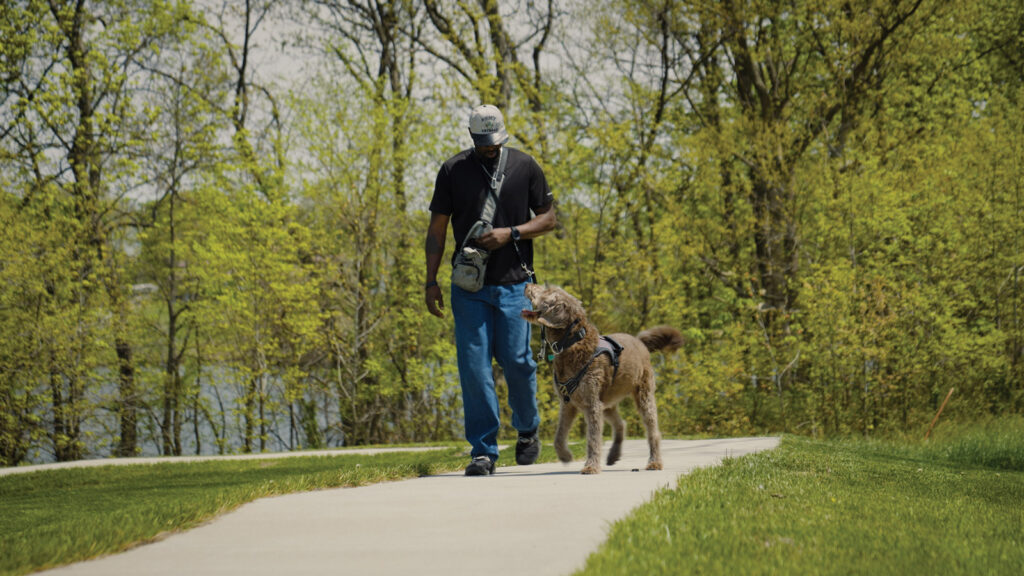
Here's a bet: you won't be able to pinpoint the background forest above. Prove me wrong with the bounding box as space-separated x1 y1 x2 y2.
1 0 1022 465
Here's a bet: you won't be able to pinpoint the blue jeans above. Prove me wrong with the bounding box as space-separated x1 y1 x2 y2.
451 281 539 462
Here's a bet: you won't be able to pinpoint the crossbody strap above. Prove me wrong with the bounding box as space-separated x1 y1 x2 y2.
481 148 535 282
460 147 509 251
479 147 508 224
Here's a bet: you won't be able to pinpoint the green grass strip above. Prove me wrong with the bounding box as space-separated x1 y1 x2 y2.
0 442 582 576
578 426 1024 575
0 448 469 576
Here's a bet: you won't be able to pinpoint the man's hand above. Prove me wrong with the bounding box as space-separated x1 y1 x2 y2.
425 285 445 318
475 227 512 251
424 213 449 318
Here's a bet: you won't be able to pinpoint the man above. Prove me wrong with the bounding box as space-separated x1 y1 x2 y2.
424 105 557 476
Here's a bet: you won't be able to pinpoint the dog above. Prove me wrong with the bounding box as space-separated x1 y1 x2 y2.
521 284 683 474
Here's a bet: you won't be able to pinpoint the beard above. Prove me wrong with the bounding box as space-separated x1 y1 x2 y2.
474 145 501 161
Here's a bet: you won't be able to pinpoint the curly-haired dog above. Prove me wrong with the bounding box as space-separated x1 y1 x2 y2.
521 284 683 474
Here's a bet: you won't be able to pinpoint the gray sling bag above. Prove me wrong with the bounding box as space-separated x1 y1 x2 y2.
451 148 508 292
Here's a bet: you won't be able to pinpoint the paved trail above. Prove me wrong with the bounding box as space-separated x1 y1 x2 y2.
37 437 780 576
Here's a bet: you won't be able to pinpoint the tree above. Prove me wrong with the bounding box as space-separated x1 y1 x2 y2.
1 0 187 460
133 13 231 455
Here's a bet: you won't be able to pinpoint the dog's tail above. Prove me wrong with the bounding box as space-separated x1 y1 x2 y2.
636 326 685 353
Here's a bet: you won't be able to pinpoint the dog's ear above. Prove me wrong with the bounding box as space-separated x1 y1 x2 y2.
541 292 583 330
569 294 583 310
569 302 587 325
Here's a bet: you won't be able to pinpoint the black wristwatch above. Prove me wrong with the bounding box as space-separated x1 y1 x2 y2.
425 280 438 289
510 227 521 241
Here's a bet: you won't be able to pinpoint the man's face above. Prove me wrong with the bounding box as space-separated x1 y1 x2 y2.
475 144 502 160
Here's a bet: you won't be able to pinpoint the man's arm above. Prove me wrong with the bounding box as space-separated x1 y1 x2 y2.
475 202 557 250
424 212 449 318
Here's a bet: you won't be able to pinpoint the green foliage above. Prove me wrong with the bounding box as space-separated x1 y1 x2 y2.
290 72 462 445
2 0 1023 463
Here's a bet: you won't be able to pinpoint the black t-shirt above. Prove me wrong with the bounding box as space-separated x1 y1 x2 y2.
430 147 553 285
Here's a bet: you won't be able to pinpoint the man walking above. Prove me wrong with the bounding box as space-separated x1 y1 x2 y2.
424 105 557 475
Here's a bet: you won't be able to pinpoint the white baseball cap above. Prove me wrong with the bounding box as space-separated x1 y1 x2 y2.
468 105 509 146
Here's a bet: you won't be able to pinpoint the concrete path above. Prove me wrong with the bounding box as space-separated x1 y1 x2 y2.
37 437 779 576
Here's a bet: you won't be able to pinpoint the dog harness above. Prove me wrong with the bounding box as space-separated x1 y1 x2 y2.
552 331 624 403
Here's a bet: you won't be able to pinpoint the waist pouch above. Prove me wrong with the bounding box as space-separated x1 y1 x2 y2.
452 244 489 292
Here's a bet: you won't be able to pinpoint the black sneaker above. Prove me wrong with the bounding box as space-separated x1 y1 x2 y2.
515 431 540 465
465 456 495 476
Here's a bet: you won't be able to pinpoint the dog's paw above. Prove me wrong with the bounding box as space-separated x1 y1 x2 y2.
580 465 600 475
606 446 621 466
646 461 663 471
556 445 573 463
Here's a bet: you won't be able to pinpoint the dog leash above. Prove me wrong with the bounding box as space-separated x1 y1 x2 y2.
539 326 553 362
511 238 535 283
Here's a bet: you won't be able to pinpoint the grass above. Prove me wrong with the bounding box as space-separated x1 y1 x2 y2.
578 417 1024 575
1 449 468 576
5 423 1022 576
0 442 583 576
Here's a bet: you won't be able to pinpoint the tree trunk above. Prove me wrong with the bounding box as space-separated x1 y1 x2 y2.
750 178 796 316
244 374 257 453
115 338 137 457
